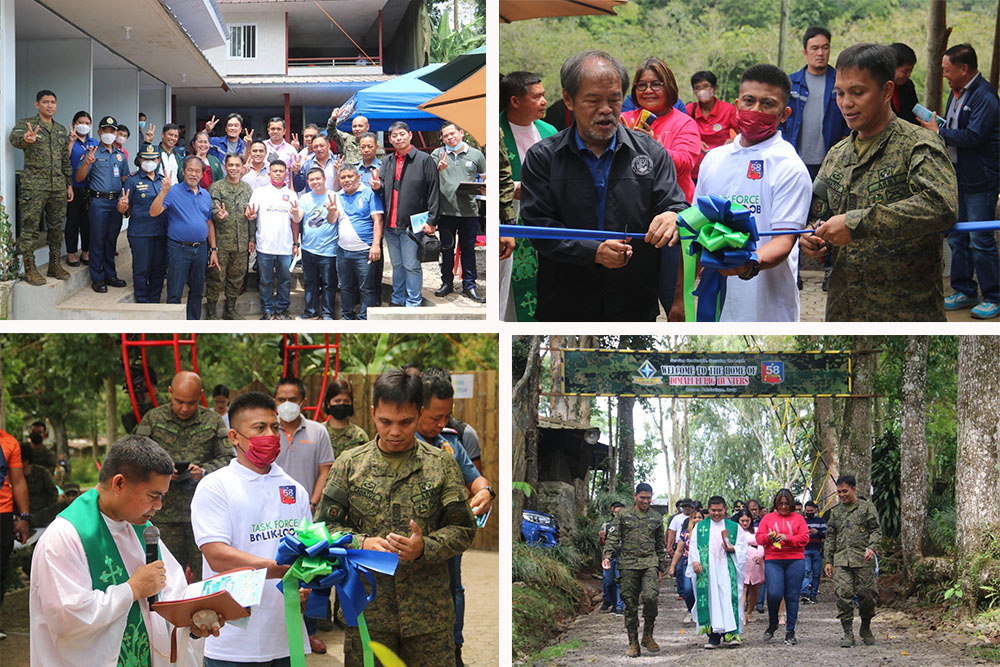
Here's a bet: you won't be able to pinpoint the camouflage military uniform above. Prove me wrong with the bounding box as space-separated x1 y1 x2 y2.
24 463 59 528
8 114 72 256
824 498 882 625
603 506 666 635
315 438 476 667
325 120 385 165
499 128 516 224
206 178 254 305
134 404 232 579
29 443 58 475
810 116 958 321
325 421 369 459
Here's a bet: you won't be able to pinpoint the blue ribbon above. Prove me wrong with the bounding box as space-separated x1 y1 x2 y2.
275 528 399 625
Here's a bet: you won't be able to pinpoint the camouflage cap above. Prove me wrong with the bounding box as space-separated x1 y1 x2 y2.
98 115 119 130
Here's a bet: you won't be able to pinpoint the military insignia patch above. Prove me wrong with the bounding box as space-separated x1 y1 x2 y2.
747 160 763 180
631 155 652 176
279 485 296 504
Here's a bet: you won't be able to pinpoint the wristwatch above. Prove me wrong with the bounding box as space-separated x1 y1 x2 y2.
485 486 497 500
18 512 30 522
210 247 218 252
292 242 301 248
738 258 761 281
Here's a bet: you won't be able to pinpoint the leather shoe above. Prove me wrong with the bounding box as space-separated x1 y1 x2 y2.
91 281 107 293
434 283 454 297
462 287 486 303
66 258 80 267
308 635 327 654
106 278 127 288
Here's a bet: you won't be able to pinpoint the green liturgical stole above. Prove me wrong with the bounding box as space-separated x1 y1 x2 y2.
58 488 157 667
694 518 742 638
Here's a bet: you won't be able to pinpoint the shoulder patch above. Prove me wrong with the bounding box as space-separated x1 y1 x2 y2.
631 155 653 176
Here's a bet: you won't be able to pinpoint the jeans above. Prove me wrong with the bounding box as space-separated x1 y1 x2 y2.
438 215 479 290
602 557 624 610
765 558 805 634
301 250 337 318
166 240 207 320
801 549 823 599
88 197 123 283
257 252 291 315
680 570 695 613
383 226 422 307
336 247 379 319
204 659 291 667
948 189 1000 303
675 554 687 596
448 553 465 646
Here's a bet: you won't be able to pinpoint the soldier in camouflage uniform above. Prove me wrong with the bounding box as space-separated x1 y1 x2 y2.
133 371 232 579
206 154 255 319
28 431 58 475
315 370 476 667
7 89 74 285
322 377 370 458
602 482 667 657
325 110 385 164
823 474 882 647
801 43 958 322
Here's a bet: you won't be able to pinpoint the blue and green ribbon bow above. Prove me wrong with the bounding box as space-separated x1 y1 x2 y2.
676 195 759 322
275 519 399 667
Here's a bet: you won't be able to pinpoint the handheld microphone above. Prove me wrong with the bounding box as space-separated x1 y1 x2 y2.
143 524 160 606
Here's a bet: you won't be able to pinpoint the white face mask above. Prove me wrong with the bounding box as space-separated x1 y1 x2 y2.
695 89 714 103
276 401 301 422
75 124 91 136
115 136 126 145
141 160 159 173
100 132 117 145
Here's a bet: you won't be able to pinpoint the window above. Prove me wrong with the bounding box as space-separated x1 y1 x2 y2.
228 24 256 60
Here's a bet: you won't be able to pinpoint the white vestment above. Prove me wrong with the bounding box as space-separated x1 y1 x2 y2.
687 518 748 634
30 515 203 666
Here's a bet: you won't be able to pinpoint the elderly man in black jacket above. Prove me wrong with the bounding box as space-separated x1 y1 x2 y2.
521 50 689 321
372 121 440 307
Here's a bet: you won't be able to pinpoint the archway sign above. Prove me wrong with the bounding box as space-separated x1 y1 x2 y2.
560 348 853 398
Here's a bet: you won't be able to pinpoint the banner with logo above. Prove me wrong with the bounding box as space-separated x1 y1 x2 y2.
561 349 852 397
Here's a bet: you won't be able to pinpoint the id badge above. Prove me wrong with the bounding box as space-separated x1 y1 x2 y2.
113 166 120 178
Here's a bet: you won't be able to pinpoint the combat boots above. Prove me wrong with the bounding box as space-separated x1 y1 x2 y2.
21 255 45 285
641 622 660 651
840 619 855 647
204 300 218 319
223 298 241 320
859 618 876 645
626 630 640 657
46 251 70 280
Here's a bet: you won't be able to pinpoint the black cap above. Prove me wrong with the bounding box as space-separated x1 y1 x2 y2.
99 116 119 130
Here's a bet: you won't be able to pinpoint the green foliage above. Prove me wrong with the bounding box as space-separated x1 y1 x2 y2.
944 582 964 603
871 431 901 539
529 638 584 662
512 543 584 659
927 500 956 554
511 543 583 599
512 481 534 498
570 513 602 569
0 198 18 281
67 454 99 487
430 10 485 63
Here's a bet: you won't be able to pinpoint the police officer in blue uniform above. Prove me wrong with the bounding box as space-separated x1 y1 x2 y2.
119 144 167 302
76 115 128 292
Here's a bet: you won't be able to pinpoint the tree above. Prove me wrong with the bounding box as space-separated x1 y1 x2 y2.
900 336 928 581
839 336 876 497
512 336 542 538
812 397 840 509
926 0 951 112
954 336 1000 599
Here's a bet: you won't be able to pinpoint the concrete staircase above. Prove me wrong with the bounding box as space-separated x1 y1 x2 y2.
9 231 488 320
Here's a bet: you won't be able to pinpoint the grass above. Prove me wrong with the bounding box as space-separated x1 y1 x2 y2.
970 646 1000 663
512 544 585 660
529 637 584 662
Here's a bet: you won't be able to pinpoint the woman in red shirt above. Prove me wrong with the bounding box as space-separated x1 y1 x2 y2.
619 57 700 321
755 488 810 646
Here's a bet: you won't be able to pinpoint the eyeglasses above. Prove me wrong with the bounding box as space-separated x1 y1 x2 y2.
635 81 664 92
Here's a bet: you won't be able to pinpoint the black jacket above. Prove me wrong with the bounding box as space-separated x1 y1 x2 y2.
373 146 440 229
521 123 689 321
892 79 919 125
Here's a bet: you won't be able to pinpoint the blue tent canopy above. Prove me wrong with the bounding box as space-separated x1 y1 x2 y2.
335 63 445 132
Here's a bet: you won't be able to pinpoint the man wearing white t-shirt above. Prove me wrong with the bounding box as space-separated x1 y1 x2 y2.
192 391 311 667
688 64 812 322
246 160 303 320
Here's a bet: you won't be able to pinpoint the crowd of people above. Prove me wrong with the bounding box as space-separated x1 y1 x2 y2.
499 27 999 322
9 101 488 319
600 476 881 656
0 365 494 666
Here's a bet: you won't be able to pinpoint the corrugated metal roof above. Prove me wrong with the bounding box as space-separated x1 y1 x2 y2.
225 74 393 85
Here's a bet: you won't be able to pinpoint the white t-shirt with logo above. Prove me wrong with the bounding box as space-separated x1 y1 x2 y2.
695 130 812 322
508 121 542 166
249 184 298 256
191 459 311 662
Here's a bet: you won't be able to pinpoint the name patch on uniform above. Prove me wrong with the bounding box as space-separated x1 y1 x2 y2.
631 155 653 176
279 485 296 504
747 160 763 180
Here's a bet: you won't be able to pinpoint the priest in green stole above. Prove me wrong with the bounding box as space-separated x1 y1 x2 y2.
29 435 221 666
688 496 748 649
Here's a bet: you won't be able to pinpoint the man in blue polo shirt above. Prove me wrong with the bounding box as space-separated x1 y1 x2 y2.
334 164 382 320
206 113 249 164
119 144 166 303
150 155 220 319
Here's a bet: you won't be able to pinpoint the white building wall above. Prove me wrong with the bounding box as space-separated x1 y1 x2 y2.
203 7 286 76
94 67 140 161
139 72 167 142
1 0 17 216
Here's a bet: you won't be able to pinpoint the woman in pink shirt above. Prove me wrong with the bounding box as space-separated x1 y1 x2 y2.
755 488 810 646
619 57 700 321
738 509 765 624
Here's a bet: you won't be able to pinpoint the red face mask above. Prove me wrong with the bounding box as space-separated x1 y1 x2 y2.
736 109 781 143
270 178 285 188
238 433 281 468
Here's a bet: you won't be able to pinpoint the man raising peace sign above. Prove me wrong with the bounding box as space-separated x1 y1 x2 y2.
207 153 254 319
7 89 74 285
297 166 341 319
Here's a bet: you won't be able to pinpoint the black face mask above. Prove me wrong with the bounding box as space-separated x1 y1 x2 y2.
328 403 354 420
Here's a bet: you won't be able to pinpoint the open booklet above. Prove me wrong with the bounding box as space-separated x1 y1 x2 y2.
152 567 267 631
